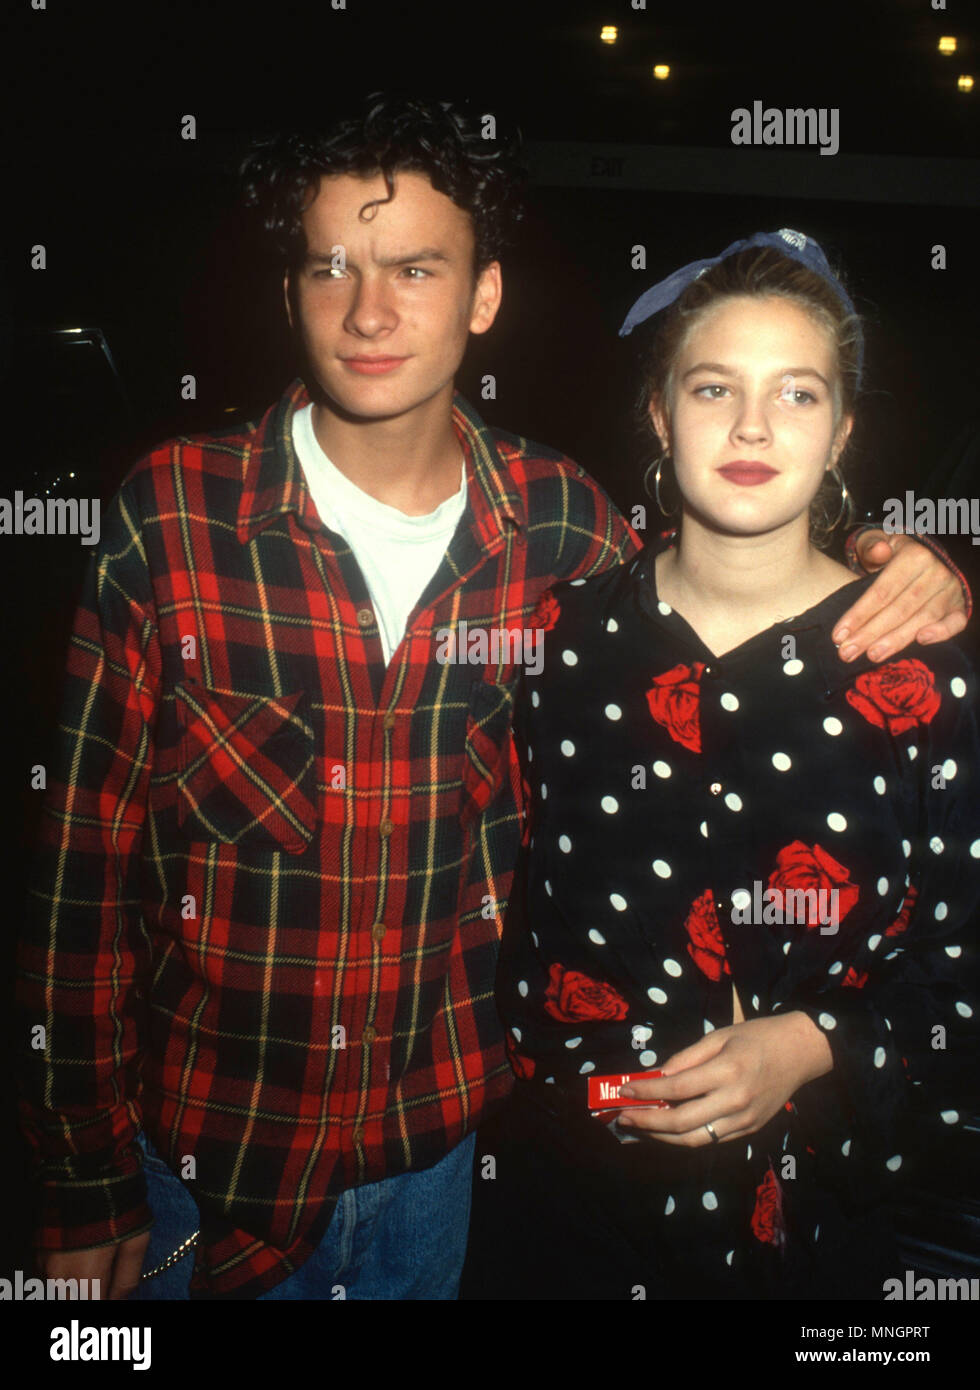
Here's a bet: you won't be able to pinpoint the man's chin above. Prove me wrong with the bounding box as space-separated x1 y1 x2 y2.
325 400 419 427
306 376 450 427
302 377 396 421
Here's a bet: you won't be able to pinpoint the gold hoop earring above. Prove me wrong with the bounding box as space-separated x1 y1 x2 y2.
643 454 676 518
827 465 850 530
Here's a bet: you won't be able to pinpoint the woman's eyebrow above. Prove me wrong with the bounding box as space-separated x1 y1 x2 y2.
681 362 831 389
681 361 737 380
778 367 832 389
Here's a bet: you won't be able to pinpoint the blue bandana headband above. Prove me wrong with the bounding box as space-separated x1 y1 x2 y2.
618 228 864 387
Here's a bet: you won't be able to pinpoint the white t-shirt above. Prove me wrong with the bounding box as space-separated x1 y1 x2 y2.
292 403 467 664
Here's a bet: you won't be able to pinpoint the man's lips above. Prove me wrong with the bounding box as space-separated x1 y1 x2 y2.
341 356 409 375
717 463 779 486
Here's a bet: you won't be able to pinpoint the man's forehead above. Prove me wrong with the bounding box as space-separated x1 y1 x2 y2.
296 170 480 271
305 170 464 222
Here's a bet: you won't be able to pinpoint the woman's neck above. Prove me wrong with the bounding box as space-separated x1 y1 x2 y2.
655 513 855 657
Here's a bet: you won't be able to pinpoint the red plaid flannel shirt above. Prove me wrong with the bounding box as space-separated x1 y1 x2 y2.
16 378 640 1296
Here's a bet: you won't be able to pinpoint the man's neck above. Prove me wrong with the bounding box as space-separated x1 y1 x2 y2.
309 384 463 516
656 514 854 656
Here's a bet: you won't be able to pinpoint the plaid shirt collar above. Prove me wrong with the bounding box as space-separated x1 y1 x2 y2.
236 377 527 546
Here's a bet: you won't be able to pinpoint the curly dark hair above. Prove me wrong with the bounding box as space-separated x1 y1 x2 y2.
240 93 527 274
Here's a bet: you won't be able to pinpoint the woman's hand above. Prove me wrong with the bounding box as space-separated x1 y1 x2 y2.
615 1011 833 1147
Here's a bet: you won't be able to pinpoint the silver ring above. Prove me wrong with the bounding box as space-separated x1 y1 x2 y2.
704 1122 720 1143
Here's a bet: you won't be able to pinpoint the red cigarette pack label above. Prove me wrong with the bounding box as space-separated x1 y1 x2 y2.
587 1071 669 1110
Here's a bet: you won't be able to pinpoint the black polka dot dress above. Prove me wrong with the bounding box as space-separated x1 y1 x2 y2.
490 544 980 1299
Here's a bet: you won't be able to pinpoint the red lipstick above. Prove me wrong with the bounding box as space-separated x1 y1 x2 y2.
718 462 778 486
342 356 409 375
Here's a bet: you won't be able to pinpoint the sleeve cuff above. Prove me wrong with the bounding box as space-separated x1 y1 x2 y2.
34 1169 152 1253
845 523 973 620
781 994 910 1179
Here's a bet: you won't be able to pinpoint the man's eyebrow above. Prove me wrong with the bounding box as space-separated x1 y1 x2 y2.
304 248 452 266
681 362 831 388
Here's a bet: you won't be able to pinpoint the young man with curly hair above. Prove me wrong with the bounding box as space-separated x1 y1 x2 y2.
17 94 970 1302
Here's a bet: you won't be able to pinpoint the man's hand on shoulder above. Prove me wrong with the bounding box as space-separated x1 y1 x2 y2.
833 530 969 663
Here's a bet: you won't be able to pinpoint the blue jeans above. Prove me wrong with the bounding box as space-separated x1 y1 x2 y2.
129 1129 476 1300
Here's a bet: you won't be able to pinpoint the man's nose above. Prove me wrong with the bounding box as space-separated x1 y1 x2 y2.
344 275 398 337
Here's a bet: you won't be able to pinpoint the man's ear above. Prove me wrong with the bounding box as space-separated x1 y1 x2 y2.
283 270 294 331
469 260 503 337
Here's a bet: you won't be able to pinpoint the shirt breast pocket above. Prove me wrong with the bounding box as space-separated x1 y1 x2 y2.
174 680 317 854
460 678 517 829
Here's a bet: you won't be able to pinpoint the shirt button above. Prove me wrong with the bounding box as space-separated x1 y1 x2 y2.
352 1125 365 1145
356 607 374 627
371 922 387 942
379 818 394 837
362 1025 377 1044
383 712 396 731
709 782 723 796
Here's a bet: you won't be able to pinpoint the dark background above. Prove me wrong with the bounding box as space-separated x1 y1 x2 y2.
2 0 977 1326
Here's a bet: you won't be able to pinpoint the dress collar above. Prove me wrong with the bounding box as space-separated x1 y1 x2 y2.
618 540 879 690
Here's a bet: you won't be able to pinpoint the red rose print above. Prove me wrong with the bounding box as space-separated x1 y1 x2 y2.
684 889 731 982
529 590 561 632
646 662 706 753
766 841 859 929
504 1031 535 1080
543 962 630 1022
845 659 941 736
884 884 918 937
751 1167 785 1247
841 966 869 989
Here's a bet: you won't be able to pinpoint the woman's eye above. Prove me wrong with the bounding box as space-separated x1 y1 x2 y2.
694 384 730 399
777 376 820 405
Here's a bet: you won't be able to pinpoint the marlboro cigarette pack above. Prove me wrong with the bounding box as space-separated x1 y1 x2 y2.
587 1071 670 1111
